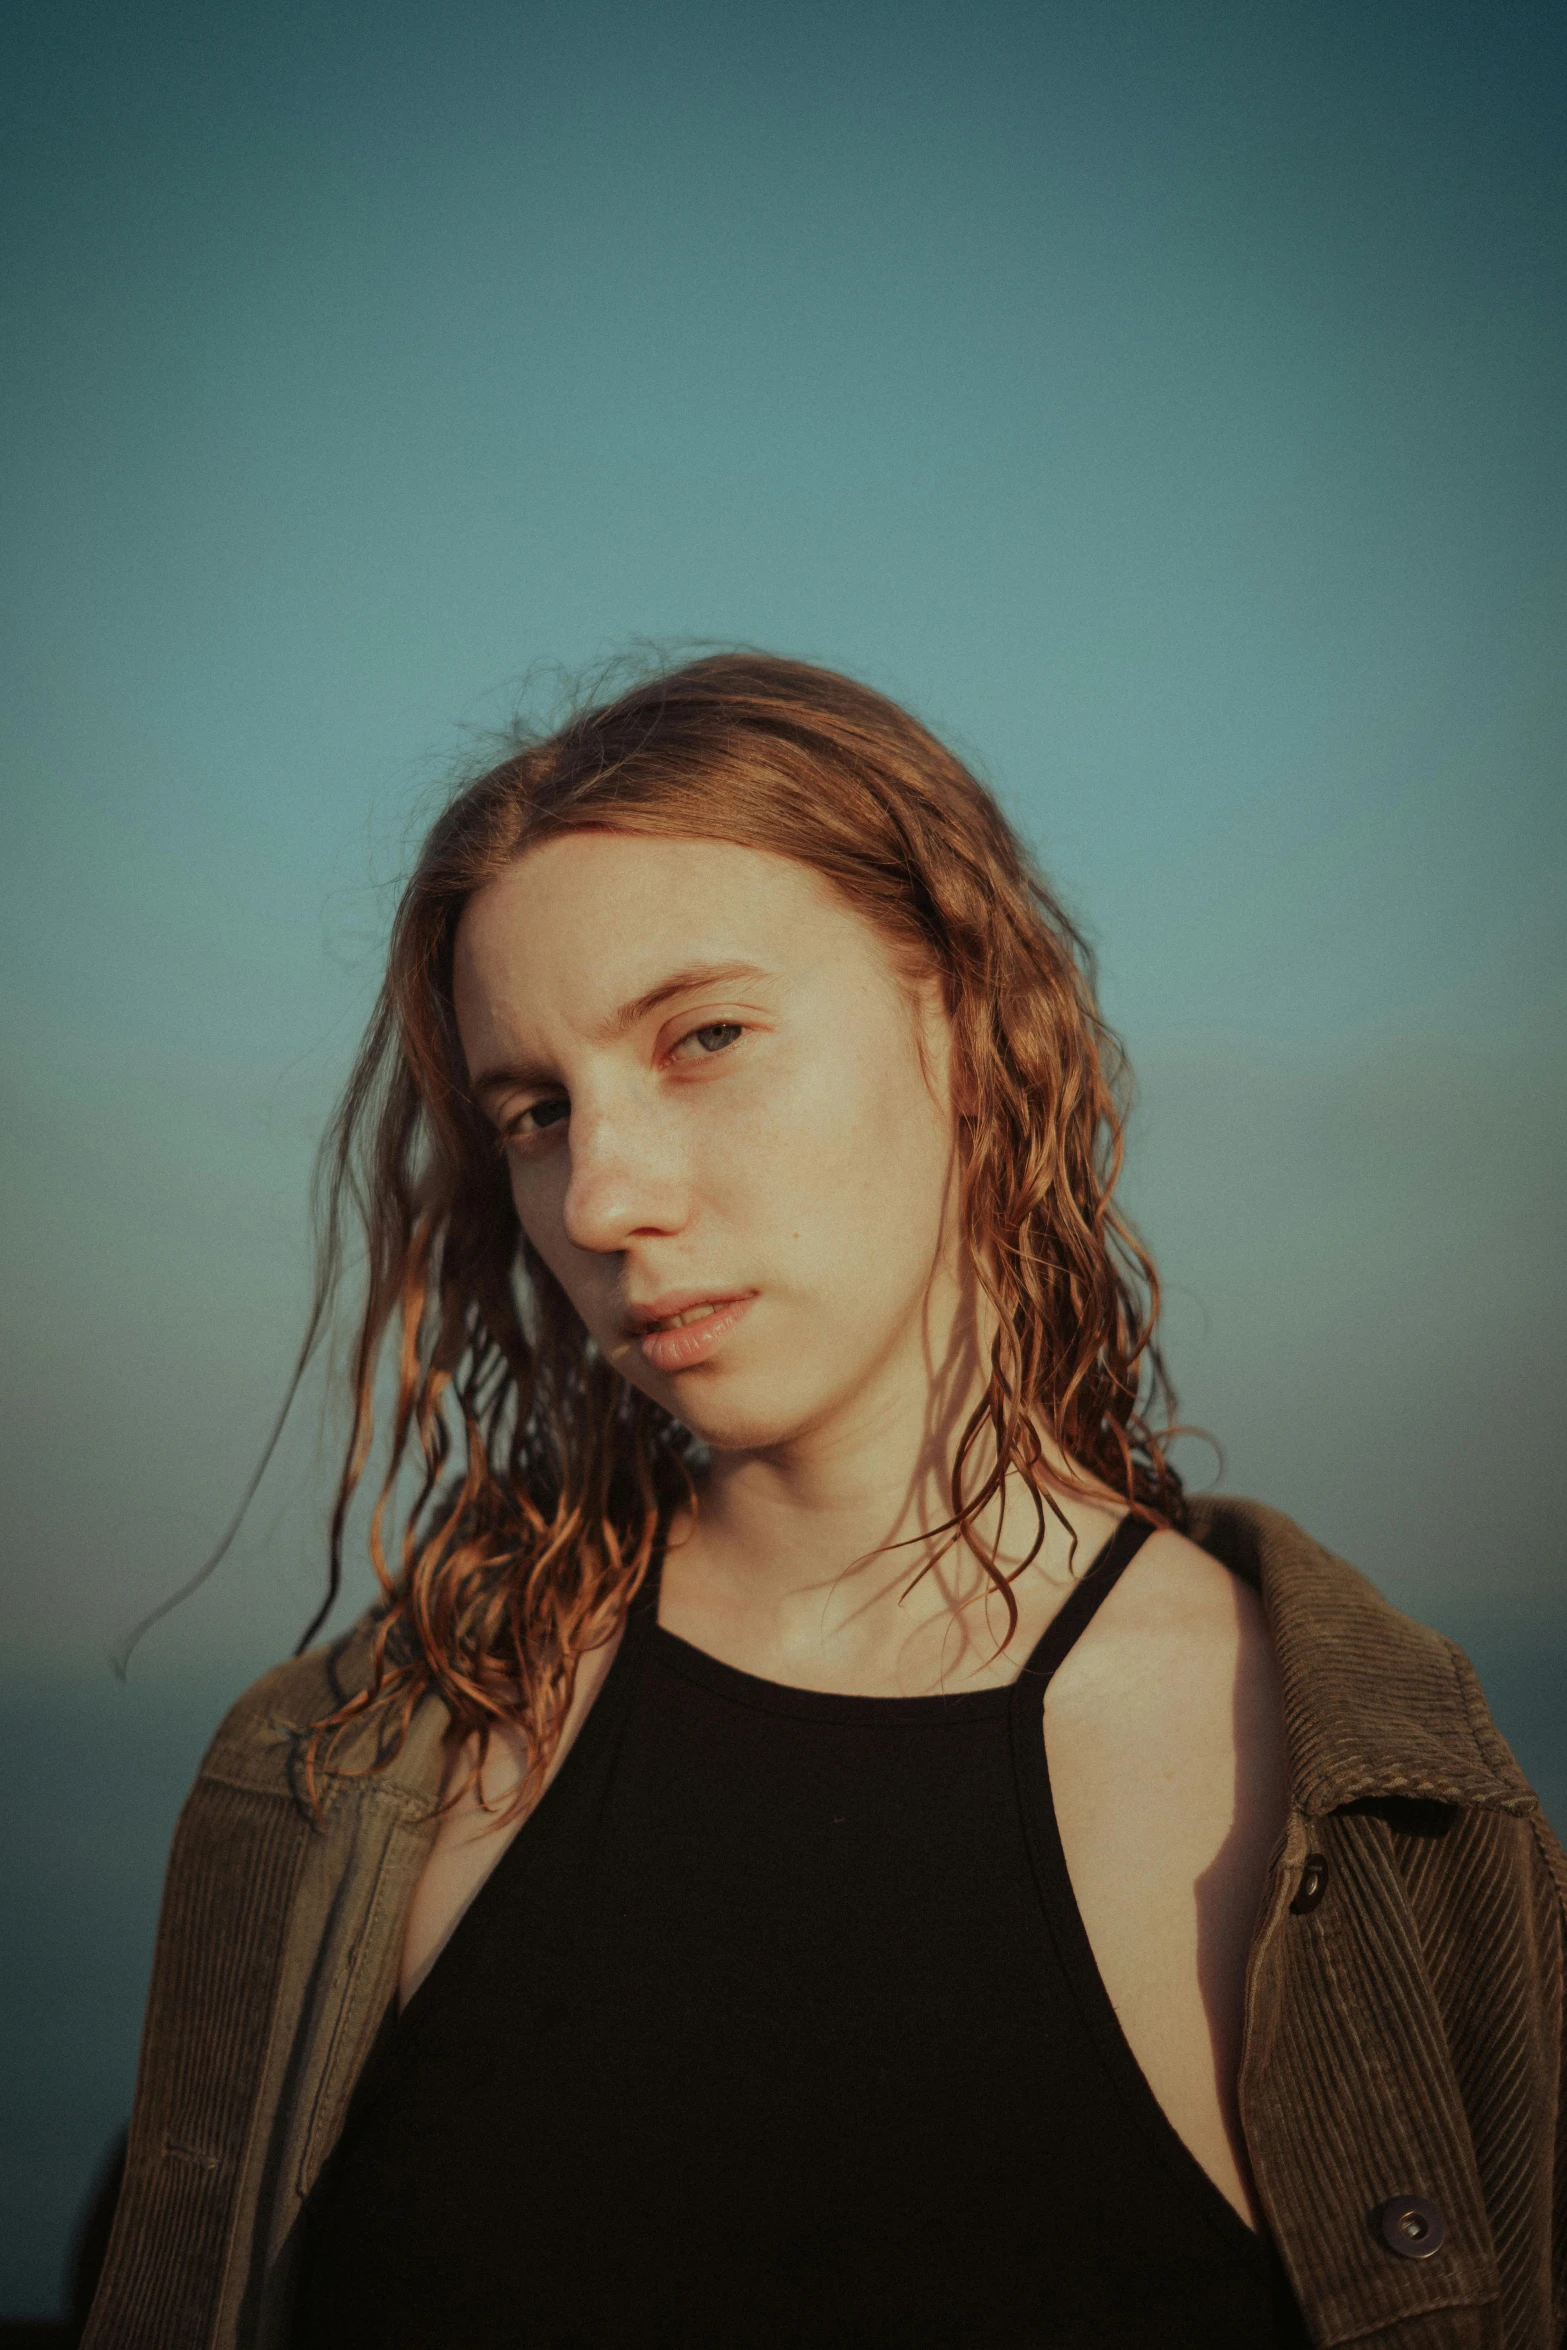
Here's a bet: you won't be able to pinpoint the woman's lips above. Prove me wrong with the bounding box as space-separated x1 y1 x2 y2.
635 1294 756 1374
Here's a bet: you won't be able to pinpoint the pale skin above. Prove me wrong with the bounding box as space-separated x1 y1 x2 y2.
402 828 1290 2229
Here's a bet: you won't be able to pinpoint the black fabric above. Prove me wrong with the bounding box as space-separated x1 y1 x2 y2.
294 1518 1309 2348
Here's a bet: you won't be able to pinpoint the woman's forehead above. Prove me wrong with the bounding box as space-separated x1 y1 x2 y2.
452 830 890 1045
465 833 854 960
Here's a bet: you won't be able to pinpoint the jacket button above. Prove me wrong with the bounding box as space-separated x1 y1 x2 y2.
1290 1854 1328 1914
1377 2197 1446 2259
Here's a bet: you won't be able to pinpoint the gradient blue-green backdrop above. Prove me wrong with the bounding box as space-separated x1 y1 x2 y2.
3 0 1564 2318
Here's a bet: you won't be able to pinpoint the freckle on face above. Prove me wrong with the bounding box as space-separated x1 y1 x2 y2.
453 830 961 1456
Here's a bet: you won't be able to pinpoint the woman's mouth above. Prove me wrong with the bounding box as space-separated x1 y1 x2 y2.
632 1293 756 1374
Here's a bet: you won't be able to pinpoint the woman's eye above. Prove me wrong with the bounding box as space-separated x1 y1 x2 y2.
676 1021 743 1059
502 1097 568 1149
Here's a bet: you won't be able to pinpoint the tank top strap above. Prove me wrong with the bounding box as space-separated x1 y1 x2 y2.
642 1518 1156 1695
1011 1512 1157 1701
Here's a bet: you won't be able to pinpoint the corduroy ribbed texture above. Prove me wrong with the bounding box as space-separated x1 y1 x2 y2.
1245 1803 1504 2343
80 1779 313 2348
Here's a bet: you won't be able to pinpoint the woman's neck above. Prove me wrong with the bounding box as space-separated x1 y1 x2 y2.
660 1295 1124 1693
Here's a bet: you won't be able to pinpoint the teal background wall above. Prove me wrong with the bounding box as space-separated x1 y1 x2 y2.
2 0 1563 2316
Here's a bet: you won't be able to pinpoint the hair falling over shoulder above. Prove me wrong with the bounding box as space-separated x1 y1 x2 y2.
294 652 1185 1815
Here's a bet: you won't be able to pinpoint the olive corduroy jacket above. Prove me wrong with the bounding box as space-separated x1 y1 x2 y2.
82 1496 1567 2349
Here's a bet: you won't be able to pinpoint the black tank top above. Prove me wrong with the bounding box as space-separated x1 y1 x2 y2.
295 1518 1307 2347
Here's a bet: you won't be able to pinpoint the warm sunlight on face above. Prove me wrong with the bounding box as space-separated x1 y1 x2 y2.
452 831 963 1457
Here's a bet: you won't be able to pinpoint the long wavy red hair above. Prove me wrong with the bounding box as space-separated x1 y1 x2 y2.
296 652 1183 1809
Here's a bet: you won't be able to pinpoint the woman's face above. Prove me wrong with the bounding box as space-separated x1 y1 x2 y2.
452 829 965 1456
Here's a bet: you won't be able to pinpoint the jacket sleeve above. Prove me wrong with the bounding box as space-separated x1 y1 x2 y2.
79 1762 317 2349
80 1622 440 2350
77 1638 365 2350
1531 1812 1567 2349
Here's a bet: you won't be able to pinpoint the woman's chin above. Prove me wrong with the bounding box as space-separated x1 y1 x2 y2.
654 1365 827 1458
666 1399 804 1455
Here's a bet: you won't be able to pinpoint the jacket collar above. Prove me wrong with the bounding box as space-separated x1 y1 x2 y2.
1187 1494 1536 1819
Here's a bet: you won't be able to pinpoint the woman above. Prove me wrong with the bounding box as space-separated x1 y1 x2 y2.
86 655 1563 2349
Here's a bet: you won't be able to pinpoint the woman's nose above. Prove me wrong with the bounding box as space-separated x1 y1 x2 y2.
559 1101 685 1253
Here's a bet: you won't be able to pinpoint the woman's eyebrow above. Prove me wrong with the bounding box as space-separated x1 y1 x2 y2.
470 1057 556 1106
469 962 773 1102
600 960 773 1040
